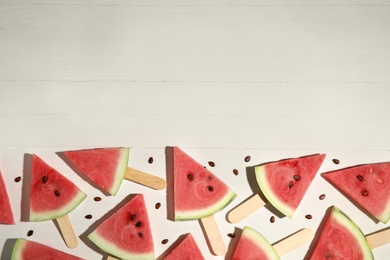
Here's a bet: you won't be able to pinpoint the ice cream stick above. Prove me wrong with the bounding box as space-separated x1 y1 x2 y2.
227 193 266 223
366 228 390 249
106 255 119 260
272 228 314 256
124 167 166 190
55 214 78 249
199 215 226 256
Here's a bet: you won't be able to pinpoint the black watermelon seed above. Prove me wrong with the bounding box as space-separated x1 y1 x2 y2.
14 176 22 182
161 239 169 244
288 181 294 189
138 232 143 238
148 157 154 164
155 202 161 209
270 216 275 223
135 221 142 227
208 186 214 191
319 194 326 200
227 233 235 238
94 197 102 202
305 214 313 219
208 161 215 167
324 253 333 259
42 176 48 183
187 173 194 181
233 169 239 175
131 214 136 221
244 156 251 162
293 175 301 181
362 190 369 196
54 190 60 197
332 159 340 164
357 175 364 181
85 214 93 219
27 230 34 237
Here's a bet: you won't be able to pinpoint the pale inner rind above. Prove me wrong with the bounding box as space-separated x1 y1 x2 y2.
175 190 236 220
109 148 130 196
29 191 87 222
242 226 280 259
88 231 154 260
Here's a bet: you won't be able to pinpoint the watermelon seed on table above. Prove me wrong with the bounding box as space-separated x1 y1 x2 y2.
59 147 167 196
227 154 326 223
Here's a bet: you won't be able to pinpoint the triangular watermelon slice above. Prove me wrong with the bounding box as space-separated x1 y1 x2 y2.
173 147 236 220
62 147 129 196
163 233 205 260
232 226 280 260
0 170 15 224
88 194 154 260
11 238 84 260
308 206 373 259
29 154 87 222
322 162 390 223
255 154 325 218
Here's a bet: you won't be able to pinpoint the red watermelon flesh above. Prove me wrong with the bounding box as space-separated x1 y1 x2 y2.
308 206 373 260
255 154 326 217
232 226 280 260
322 162 390 223
173 147 236 220
62 147 129 196
164 233 205 260
11 238 84 260
0 170 14 224
88 194 154 260
29 154 87 222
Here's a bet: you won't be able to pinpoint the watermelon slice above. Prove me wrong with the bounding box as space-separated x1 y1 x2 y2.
29 154 87 222
0 170 14 224
322 162 390 223
255 154 325 217
308 206 373 259
232 226 280 260
11 238 84 260
173 147 236 220
164 233 205 260
62 147 129 196
88 194 154 260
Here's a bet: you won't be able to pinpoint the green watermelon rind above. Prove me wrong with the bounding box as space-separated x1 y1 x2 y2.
325 207 373 259
238 226 280 260
10 238 26 260
88 231 154 260
29 191 87 222
255 165 294 218
108 147 130 196
174 189 237 221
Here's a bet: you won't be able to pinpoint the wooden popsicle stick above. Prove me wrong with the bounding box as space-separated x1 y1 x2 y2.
227 193 266 223
124 167 166 190
106 255 120 260
199 215 226 256
54 214 78 249
272 228 314 256
366 228 390 249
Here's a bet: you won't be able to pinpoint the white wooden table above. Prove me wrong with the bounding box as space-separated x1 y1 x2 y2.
1 0 389 259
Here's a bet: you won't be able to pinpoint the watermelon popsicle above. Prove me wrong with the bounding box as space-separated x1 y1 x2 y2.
27 154 87 248
0 169 15 224
322 162 390 223
169 147 237 256
231 226 314 259
307 206 390 259
61 147 166 196
227 154 326 223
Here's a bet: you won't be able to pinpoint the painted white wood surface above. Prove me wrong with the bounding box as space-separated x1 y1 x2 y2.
0 0 389 259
